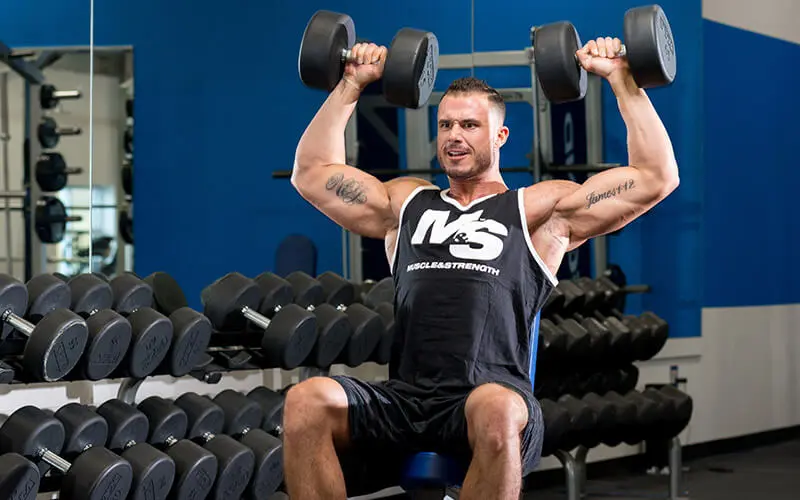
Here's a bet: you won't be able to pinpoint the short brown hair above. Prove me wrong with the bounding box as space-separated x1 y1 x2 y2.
441 77 506 120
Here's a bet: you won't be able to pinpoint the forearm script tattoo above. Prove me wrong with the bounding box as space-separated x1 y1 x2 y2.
585 179 635 209
326 173 367 205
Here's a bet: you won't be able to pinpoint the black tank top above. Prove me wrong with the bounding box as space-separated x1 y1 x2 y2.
389 186 557 397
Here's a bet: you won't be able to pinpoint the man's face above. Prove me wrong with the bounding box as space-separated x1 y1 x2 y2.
436 92 507 180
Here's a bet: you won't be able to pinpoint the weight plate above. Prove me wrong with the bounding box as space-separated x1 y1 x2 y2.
308 303 351 368
121 443 175 500
83 310 132 380
144 272 188 316
25 309 87 382
166 440 217 500
125 308 173 378
298 11 356 92
533 21 587 103
26 274 71 323
55 404 108 457
35 196 70 244
240 430 283 498
122 163 133 196
0 452 40 500
624 5 676 88
163 308 212 377
38 117 60 149
202 436 254 500
62 446 133 500
383 28 439 109
261 304 318 370
36 154 69 192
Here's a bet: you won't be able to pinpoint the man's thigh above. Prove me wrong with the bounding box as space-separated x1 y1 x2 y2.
329 375 421 495
432 382 546 475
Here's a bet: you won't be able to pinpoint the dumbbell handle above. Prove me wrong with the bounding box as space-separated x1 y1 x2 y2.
64 167 83 175
242 306 271 330
1 309 34 338
56 126 82 136
572 44 627 63
39 448 71 473
340 48 380 64
52 90 82 101
164 436 178 447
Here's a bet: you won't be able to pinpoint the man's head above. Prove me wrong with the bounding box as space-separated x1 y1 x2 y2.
436 77 509 181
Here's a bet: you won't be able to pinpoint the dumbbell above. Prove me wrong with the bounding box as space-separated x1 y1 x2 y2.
213 390 285 498
254 271 351 369
96 399 176 500
559 310 612 369
579 393 617 448
589 307 654 363
66 273 169 379
600 391 637 447
40 84 82 110
202 272 319 370
137 397 219 500
112 273 210 377
554 394 597 452
540 313 592 367
0 405 133 500
0 273 87 381
0 452 40 500
621 390 660 445
144 271 189 319
308 271 386 367
594 278 668 360
247 387 286 436
298 10 439 109
45 273 132 381
533 4 676 104
540 399 570 457
643 385 692 440
535 320 568 371
38 116 81 149
35 152 83 192
173 393 255 500
360 277 396 365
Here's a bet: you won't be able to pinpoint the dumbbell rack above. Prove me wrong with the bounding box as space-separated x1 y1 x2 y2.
553 438 686 500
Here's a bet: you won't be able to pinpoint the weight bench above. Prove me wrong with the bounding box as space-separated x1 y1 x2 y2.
398 313 542 500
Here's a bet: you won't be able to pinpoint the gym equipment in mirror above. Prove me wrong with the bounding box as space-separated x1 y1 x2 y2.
0 45 134 282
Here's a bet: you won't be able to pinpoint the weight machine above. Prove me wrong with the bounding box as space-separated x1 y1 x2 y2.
0 44 84 281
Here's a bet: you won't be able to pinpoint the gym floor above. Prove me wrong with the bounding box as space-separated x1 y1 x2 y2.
529 438 800 500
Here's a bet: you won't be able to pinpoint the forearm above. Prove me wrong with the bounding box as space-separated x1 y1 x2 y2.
609 73 678 184
294 79 362 170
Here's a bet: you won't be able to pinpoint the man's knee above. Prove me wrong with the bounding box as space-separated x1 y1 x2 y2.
283 377 350 443
465 383 529 452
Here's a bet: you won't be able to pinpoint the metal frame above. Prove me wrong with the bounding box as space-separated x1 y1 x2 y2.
25 81 46 278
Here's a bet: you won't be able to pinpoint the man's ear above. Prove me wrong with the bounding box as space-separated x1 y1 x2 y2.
496 125 509 148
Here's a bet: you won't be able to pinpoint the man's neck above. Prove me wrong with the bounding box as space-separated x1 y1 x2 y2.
446 176 508 205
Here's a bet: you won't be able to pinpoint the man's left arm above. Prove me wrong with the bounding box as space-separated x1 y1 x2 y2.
552 44 679 249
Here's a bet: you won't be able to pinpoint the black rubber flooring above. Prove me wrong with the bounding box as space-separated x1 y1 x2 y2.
530 439 800 500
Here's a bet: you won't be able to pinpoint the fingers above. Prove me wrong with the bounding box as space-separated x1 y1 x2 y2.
580 37 624 58
349 42 387 65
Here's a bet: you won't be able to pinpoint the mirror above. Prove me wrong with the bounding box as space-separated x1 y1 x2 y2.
0 45 133 281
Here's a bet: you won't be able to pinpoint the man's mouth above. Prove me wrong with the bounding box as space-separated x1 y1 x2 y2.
446 149 469 158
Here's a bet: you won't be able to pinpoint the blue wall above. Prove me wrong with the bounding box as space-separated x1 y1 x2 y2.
0 1 704 340
703 20 800 308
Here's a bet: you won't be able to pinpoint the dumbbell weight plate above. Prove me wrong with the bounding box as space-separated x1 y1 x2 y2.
110 273 153 313
0 275 28 339
24 308 87 382
247 387 284 436
81 310 132 380
25 274 71 323
335 303 384 367
160 308 212 377
120 444 176 500
362 277 394 310
239 431 283 498
123 308 174 378
303 303 351 368
0 452 40 500
539 399 570 457
298 11 356 92
601 391 637 447
144 272 188 316
35 196 72 244
622 391 660 445
164 440 217 500
533 21 587 104
382 28 438 109
623 5 676 89
260 304 318 370
580 393 617 448
60 446 133 500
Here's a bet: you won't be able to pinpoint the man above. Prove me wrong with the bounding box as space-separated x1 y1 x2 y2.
285 35 678 500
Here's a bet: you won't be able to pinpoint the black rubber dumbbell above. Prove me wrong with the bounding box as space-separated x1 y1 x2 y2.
360 277 395 365
621 391 660 445
540 399 570 457
0 405 133 500
202 272 318 370
599 391 637 447
196 389 286 498
297 271 385 367
555 394 597 452
213 390 284 498
254 271 351 369
174 393 255 500
579 393 617 448
112 273 210 377
0 452 40 500
540 312 592 368
96 399 176 500
0 273 87 381
137 396 218 500
47 273 132 381
247 387 286 436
